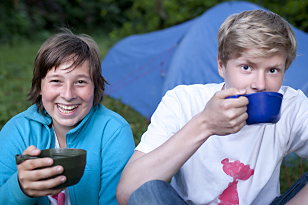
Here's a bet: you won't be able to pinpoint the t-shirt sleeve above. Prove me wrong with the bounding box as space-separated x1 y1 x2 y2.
279 88 308 157
135 83 220 154
135 88 182 154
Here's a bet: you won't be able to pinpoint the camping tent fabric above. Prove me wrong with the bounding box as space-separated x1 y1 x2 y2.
101 1 308 119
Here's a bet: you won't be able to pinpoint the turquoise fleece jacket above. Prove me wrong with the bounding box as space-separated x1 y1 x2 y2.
0 104 135 204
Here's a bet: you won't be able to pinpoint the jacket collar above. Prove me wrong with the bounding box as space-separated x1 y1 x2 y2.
24 104 96 134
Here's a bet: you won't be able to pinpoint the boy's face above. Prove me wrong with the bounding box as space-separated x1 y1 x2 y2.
218 52 286 94
40 59 94 133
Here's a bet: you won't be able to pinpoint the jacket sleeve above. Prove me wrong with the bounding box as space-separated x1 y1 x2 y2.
0 118 39 204
0 172 38 204
99 124 135 205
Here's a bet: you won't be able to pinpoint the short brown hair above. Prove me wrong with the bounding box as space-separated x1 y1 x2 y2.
28 28 107 113
218 10 297 70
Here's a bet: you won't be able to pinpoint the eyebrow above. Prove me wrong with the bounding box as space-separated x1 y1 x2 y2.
75 74 92 79
242 59 285 68
45 73 91 79
45 74 62 79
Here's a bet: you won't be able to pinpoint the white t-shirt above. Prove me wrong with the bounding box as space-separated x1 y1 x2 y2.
135 83 308 205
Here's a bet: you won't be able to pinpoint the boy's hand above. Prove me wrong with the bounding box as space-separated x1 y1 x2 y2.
202 88 249 136
17 146 66 197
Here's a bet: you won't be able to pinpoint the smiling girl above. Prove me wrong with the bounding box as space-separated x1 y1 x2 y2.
0 29 135 205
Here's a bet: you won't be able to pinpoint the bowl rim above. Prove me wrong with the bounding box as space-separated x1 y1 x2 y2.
39 148 87 158
227 91 283 99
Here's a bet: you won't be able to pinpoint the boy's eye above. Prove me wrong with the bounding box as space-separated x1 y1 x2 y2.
241 65 251 71
269 68 277 74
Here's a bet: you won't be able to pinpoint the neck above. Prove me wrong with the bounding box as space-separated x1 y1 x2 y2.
53 127 67 148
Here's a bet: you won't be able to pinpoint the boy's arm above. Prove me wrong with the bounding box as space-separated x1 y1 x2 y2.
116 88 248 205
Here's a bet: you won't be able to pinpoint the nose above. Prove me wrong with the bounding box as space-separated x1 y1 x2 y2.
251 72 267 92
61 84 76 101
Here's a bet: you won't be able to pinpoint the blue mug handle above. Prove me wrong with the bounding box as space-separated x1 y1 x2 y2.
226 94 246 99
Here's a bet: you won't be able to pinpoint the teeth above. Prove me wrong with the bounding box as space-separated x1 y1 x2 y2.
57 104 78 113
58 105 78 110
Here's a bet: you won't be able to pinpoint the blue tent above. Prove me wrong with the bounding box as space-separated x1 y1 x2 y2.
101 1 308 119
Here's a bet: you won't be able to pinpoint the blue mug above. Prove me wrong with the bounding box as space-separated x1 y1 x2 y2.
227 92 283 125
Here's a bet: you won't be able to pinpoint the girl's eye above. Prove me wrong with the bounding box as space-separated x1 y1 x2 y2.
51 80 60 83
241 65 251 71
77 80 86 84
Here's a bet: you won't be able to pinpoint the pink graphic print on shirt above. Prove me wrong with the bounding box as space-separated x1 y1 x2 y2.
218 158 254 205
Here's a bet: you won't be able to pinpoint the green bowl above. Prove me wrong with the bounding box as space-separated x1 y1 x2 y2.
39 148 87 189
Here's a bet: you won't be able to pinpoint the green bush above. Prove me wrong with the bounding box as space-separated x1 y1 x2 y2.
1 0 307 44
0 1 31 43
110 0 308 40
0 0 134 43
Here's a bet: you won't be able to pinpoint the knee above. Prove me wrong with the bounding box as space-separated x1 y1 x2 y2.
131 179 168 196
302 171 308 178
128 180 170 205
140 180 169 190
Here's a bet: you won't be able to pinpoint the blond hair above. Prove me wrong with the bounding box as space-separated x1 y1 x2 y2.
218 10 297 70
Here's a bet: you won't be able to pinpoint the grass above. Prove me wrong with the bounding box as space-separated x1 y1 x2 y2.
0 33 305 195
280 156 308 193
0 41 36 127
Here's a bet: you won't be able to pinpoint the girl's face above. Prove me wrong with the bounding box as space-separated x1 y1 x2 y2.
218 52 286 94
40 59 94 133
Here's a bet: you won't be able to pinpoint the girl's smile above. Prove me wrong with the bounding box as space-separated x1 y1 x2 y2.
56 103 79 114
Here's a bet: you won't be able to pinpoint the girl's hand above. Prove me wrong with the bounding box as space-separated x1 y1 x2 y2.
17 146 66 197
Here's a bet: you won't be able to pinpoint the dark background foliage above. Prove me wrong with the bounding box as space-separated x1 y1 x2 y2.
1 0 307 44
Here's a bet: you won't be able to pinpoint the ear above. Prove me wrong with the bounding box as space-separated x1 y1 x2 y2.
217 55 225 78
